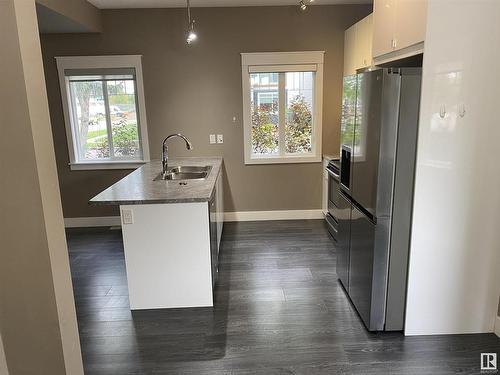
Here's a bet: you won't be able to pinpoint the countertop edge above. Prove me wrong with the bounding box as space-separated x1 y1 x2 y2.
89 157 223 206
90 197 212 206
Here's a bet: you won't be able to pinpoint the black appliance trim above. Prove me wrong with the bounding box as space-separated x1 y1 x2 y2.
351 196 377 225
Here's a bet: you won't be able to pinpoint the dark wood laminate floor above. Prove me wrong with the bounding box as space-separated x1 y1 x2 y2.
67 220 499 375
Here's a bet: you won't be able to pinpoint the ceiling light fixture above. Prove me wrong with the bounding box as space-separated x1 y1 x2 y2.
186 0 197 45
299 0 314 11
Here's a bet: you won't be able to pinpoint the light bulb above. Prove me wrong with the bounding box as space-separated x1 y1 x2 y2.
187 31 197 44
299 0 307 10
186 20 197 45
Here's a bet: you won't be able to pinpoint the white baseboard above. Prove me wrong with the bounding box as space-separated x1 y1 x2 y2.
495 315 500 338
64 216 121 228
64 210 324 228
223 209 324 222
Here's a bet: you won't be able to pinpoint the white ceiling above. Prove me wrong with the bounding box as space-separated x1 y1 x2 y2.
87 0 371 9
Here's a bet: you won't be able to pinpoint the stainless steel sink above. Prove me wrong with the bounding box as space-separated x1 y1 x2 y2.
170 166 211 174
153 165 212 181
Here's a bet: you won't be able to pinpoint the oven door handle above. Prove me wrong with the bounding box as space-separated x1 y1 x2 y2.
325 211 338 224
327 168 340 181
325 214 339 241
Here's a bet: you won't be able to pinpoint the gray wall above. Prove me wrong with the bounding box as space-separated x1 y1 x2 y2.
36 0 102 32
41 5 371 218
1 0 82 373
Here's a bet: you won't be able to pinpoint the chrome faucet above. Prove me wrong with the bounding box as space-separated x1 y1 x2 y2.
162 133 193 177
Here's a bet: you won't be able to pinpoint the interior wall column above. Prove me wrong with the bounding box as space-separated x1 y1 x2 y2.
0 0 83 373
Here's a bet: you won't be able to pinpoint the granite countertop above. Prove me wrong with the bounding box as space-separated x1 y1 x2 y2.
90 157 223 205
323 154 339 161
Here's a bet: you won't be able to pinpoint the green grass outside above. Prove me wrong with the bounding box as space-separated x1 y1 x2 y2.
86 123 137 141
86 123 138 148
86 128 107 139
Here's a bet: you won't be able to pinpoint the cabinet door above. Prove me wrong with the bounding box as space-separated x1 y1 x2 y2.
348 205 376 329
395 0 427 50
336 192 352 290
343 24 357 76
209 196 218 288
372 0 396 57
322 159 329 214
356 14 373 69
215 172 224 249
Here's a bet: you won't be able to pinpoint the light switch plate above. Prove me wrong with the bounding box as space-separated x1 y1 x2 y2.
122 209 134 225
209 134 216 144
217 134 224 144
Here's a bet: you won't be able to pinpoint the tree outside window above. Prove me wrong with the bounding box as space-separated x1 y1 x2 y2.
250 71 314 157
69 76 141 161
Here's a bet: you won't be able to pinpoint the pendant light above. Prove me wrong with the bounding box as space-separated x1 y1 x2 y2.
299 0 314 11
186 0 197 45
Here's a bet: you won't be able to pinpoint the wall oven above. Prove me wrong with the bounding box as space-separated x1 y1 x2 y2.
326 160 341 241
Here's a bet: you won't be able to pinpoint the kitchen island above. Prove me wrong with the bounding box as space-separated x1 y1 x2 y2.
91 157 224 310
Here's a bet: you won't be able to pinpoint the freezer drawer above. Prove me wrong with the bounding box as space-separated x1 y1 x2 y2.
348 204 376 329
336 192 352 291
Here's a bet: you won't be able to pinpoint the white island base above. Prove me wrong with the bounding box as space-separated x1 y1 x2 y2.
120 203 211 309
119 179 223 309
89 157 224 310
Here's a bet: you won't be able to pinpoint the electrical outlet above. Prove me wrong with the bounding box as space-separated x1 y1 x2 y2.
122 209 134 225
217 134 224 144
209 134 216 144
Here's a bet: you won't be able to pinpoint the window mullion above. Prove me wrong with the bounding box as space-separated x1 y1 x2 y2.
102 80 114 159
278 72 286 156
132 79 143 159
69 82 83 161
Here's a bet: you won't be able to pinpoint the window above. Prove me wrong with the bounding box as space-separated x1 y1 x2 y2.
56 56 150 170
241 52 324 164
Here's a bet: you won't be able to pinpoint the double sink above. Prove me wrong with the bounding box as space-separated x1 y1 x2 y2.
154 165 212 181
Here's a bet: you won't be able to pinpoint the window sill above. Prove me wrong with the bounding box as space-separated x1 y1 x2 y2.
69 161 147 171
244 155 322 165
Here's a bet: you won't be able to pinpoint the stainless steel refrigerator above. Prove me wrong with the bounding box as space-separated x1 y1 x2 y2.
337 68 422 331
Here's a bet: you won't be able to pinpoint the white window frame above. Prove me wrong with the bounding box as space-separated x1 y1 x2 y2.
56 55 150 170
241 51 324 165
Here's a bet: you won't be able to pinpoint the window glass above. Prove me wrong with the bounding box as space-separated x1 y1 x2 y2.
107 80 141 158
285 72 314 154
250 72 279 155
68 74 141 162
69 80 109 160
248 71 315 157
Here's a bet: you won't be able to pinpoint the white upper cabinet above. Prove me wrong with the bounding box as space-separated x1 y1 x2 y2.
343 14 373 76
343 24 357 76
372 0 396 58
373 0 427 60
395 0 427 51
357 14 373 69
